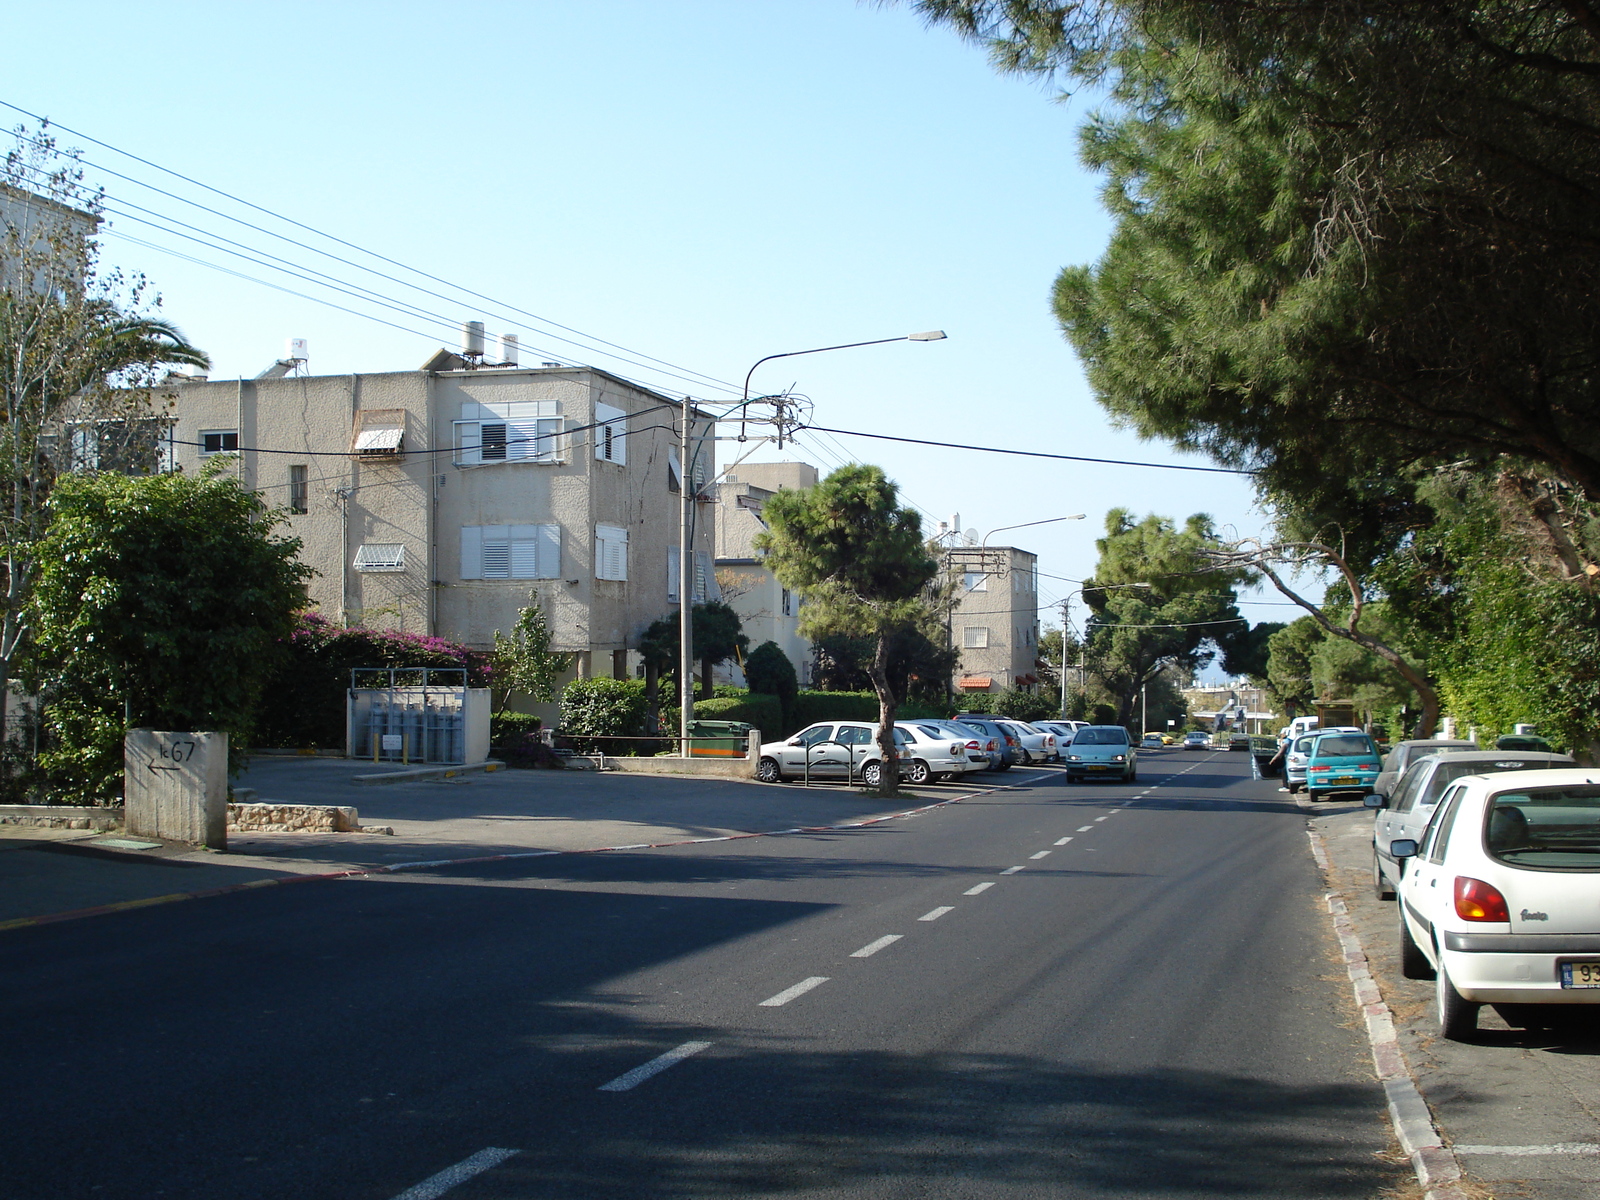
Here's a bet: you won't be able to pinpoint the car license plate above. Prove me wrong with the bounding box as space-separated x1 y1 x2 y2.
1087 764 1111 771
1329 776 1358 786
1561 962 1600 988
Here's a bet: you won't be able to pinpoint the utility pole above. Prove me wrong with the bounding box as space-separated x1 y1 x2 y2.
679 397 695 755
1058 597 1071 720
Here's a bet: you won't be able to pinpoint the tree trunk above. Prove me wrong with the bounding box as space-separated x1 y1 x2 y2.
867 630 901 795
700 656 714 701
643 660 660 737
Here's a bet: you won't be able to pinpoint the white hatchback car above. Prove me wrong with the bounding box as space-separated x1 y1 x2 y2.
1392 768 1600 1040
893 721 986 783
756 721 911 786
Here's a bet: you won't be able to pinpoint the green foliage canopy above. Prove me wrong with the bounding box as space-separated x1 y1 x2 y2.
29 469 311 801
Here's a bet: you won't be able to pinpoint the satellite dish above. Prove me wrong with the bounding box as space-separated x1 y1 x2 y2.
963 527 979 546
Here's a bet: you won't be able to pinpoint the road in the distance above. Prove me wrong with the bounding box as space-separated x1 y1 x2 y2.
0 750 1400 1199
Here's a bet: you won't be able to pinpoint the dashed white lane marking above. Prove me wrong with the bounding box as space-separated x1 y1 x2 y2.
963 882 995 895
390 1148 520 1199
1076 825 1094 832
1094 816 1109 822
597 1041 713 1092
919 906 955 921
1054 837 1073 845
1000 865 1025 875
1029 850 1052 859
759 977 830 1006
851 934 903 958
1109 808 1122 813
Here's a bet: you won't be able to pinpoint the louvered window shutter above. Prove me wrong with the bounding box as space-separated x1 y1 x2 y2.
460 525 483 579
537 524 561 578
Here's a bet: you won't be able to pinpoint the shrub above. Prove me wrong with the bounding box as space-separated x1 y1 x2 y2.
490 712 542 748
559 677 649 753
986 687 1059 723
746 642 799 708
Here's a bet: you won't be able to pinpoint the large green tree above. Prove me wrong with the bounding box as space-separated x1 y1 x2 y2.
755 464 938 793
1081 508 1247 725
29 468 311 801
490 591 570 714
1 125 208 764
909 2 1600 497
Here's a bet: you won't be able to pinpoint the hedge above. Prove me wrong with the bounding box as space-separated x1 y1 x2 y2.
692 693 782 737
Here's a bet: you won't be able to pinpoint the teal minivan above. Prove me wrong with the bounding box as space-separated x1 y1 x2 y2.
1063 725 1137 783
1304 730 1381 801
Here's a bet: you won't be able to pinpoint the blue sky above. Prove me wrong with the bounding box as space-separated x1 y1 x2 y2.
9 1 1291 677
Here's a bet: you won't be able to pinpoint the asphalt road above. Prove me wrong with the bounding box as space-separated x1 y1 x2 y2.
0 751 1402 1199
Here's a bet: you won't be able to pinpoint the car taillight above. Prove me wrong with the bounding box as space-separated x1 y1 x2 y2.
1310 766 1331 772
1044 736 1055 748
966 740 980 751
1455 877 1509 923
949 743 962 754
1358 762 1376 769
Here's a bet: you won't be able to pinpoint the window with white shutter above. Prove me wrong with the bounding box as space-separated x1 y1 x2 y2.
667 545 681 602
594 402 627 466
454 401 562 466
460 524 561 579
963 626 989 649
595 524 629 581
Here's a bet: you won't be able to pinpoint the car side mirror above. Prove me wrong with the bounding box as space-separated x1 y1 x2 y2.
1363 793 1385 809
786 738 804 747
1390 838 1418 860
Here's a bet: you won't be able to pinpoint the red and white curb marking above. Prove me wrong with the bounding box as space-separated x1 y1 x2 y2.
1307 829 1468 1200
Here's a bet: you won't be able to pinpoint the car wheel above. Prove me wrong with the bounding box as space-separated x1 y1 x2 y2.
1307 789 1322 802
1372 850 1395 901
904 759 931 785
1436 960 1480 1041
1398 907 1434 980
756 757 782 784
993 761 1011 772
1126 768 1137 783
861 761 883 788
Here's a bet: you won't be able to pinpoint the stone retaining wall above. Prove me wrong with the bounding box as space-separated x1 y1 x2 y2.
0 805 123 830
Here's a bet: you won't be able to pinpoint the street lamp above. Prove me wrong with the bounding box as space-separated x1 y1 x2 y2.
738 331 947 447
678 330 949 754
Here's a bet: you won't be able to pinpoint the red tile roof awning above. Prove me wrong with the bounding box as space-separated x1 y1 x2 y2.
958 675 993 690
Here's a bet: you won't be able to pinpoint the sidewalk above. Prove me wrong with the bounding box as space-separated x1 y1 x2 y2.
0 759 1043 930
1310 797 1600 1200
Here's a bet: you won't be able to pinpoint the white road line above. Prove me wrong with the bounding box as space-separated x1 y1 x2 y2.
597 1040 713 1091
1076 825 1094 832
1054 837 1073 845
390 1148 520 1199
919 906 955 921
1029 850 1052 859
851 934 903 957
1000 865 1025 875
1109 808 1122 813
963 882 994 895
759 977 830 1006
1094 816 1109 822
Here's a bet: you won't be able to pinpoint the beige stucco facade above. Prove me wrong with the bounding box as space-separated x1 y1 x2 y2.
713 461 817 687
943 545 1041 695
159 361 715 700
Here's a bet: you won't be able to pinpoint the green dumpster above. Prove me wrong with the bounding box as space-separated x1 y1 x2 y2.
687 720 753 758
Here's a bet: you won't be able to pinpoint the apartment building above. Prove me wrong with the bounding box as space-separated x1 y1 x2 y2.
156 353 716 687
942 544 1041 695
713 461 818 685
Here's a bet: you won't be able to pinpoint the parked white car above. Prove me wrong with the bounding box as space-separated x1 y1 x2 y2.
755 721 911 786
1392 768 1600 1040
893 721 987 783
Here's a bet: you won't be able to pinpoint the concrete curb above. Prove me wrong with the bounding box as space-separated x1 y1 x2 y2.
0 772 1044 936
1307 828 1470 1200
349 760 505 786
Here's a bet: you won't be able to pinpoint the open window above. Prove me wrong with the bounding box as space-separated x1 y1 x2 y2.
352 409 405 459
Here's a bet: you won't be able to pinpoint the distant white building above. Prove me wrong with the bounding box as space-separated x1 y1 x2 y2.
714 461 818 687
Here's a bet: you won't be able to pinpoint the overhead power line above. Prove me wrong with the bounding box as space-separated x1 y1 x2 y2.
801 424 1257 476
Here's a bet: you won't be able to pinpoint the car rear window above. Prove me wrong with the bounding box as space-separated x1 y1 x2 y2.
916 724 948 739
1483 785 1600 868
1313 735 1373 757
1419 758 1567 808
1075 728 1129 745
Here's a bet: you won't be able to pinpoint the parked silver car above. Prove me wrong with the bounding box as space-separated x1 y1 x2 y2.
1372 738 1478 800
893 721 986 784
756 721 911 785
1000 720 1057 764
1365 748 1573 898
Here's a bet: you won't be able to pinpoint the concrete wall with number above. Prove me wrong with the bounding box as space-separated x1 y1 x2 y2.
124 729 228 848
